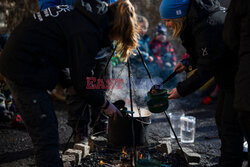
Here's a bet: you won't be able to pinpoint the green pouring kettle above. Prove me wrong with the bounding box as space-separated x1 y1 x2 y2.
146 72 177 113
146 88 169 113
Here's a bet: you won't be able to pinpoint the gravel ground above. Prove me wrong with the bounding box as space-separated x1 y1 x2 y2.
0 101 72 167
148 93 221 167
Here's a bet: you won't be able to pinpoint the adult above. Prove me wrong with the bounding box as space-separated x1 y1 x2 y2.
160 0 243 166
38 0 118 144
0 0 138 166
223 0 250 164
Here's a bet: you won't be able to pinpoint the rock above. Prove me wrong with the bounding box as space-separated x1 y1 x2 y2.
156 141 172 154
62 154 75 167
63 161 72 167
73 143 90 158
90 135 107 142
65 149 82 165
176 147 201 163
188 162 202 167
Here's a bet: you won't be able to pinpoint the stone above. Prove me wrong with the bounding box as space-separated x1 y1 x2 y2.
63 161 72 167
73 143 90 158
156 141 172 154
65 149 82 165
188 162 202 167
176 147 201 163
62 154 75 167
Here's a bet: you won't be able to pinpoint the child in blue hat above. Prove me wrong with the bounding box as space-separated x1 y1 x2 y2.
160 0 245 166
160 0 189 37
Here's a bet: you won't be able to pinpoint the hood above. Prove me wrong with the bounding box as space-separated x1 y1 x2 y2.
186 0 225 23
196 0 224 13
74 0 110 32
180 0 225 52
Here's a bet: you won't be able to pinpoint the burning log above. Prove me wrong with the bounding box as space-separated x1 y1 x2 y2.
99 160 113 167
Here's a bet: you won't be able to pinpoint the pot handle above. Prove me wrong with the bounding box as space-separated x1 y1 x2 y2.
134 118 151 125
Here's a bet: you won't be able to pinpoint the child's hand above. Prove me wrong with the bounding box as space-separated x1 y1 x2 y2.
174 62 186 73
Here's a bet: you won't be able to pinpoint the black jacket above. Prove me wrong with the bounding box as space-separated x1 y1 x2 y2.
223 0 250 111
176 0 234 96
0 0 112 107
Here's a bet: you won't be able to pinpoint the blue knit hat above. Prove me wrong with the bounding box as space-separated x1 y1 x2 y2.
160 0 190 19
155 23 167 36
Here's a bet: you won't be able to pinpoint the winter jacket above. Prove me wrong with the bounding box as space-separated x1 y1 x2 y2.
176 0 229 96
0 0 112 107
39 0 117 10
223 0 250 111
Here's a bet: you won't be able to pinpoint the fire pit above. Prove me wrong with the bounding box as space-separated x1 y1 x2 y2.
82 138 187 167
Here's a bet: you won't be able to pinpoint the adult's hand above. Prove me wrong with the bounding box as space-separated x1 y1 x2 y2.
103 102 123 120
168 88 181 99
174 62 186 73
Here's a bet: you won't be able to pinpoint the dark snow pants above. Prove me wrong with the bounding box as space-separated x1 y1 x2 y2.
6 79 63 167
238 110 250 165
67 94 108 137
67 56 111 136
216 89 244 167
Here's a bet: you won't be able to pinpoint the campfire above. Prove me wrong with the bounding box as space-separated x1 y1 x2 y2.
82 134 188 167
79 104 188 167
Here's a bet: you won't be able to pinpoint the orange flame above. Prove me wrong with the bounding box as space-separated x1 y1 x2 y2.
99 160 105 165
139 153 143 159
121 147 127 158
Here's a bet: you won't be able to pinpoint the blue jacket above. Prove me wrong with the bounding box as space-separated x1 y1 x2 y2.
39 0 116 10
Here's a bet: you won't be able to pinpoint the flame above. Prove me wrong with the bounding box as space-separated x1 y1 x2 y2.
139 153 143 159
136 151 143 160
99 160 105 165
121 146 127 158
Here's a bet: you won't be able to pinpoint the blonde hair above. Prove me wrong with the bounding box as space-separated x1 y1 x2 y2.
109 0 139 61
165 16 186 38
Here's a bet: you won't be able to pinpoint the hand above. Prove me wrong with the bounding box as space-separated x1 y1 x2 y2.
103 102 123 120
67 86 76 95
148 56 154 62
168 88 181 99
174 62 186 73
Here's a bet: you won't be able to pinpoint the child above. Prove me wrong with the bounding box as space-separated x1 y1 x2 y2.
149 23 177 82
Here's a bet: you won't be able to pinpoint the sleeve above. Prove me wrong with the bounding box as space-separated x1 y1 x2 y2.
59 68 72 89
234 3 250 110
39 0 60 10
67 32 105 107
177 27 218 96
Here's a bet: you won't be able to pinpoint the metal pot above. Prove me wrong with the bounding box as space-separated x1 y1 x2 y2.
146 89 169 113
108 101 151 147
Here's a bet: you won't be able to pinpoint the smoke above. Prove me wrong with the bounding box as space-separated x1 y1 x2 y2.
107 60 204 114
107 61 176 109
